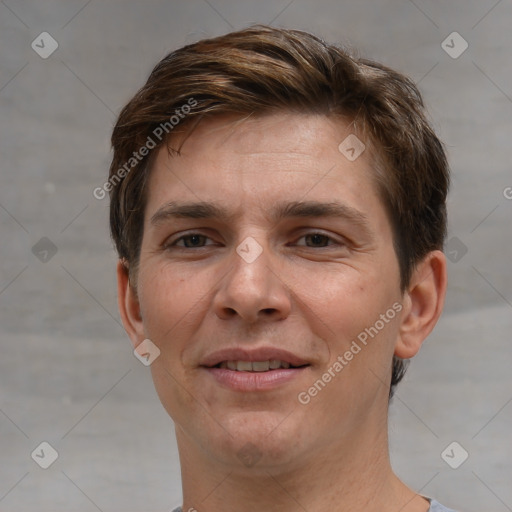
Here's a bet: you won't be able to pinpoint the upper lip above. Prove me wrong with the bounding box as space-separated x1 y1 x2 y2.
200 347 310 368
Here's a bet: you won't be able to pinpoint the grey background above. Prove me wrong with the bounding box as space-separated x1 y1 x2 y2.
1 1 511 511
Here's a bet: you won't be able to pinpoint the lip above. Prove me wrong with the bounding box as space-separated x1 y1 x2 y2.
203 366 309 391
200 347 310 368
199 346 311 392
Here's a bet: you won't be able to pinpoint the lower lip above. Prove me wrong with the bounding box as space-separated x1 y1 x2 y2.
203 367 308 391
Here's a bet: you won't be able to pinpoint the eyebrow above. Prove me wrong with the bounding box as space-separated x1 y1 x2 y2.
150 199 373 236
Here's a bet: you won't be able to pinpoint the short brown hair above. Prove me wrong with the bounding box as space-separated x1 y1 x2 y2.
108 25 449 396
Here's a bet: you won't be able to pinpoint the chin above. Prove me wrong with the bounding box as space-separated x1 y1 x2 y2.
205 409 308 470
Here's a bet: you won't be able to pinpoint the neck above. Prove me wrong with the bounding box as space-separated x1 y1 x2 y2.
175 417 427 512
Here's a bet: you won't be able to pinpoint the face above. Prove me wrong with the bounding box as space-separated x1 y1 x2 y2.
123 112 407 470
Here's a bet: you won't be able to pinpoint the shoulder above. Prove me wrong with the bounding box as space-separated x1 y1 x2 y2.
428 498 459 511
172 501 459 512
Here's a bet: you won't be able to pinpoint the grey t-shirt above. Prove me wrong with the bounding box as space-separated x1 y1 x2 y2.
171 498 457 511
428 498 458 511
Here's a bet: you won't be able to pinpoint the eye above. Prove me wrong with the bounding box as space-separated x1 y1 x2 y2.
295 232 341 248
166 233 215 249
164 231 344 251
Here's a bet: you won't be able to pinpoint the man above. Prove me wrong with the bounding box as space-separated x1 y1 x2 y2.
108 25 457 512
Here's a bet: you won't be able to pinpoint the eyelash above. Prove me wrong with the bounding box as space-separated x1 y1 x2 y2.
165 231 343 249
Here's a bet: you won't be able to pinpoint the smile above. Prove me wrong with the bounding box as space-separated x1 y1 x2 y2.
203 361 309 391
215 360 305 371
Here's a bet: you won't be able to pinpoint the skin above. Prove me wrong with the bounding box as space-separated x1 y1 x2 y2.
117 112 447 512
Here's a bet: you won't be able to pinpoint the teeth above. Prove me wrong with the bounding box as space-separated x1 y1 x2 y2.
220 360 293 372
252 361 270 372
237 361 253 372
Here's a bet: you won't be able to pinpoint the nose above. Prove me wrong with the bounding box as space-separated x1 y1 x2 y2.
212 237 292 324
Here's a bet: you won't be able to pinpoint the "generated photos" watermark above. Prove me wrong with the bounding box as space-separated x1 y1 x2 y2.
298 301 403 405
93 97 197 200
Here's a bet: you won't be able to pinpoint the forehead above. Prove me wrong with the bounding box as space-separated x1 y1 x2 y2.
168 112 356 163
144 112 388 231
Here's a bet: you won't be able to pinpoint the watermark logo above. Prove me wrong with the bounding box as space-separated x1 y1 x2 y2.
134 339 161 366
31 32 58 59
441 32 468 59
445 236 468 263
31 441 59 469
236 236 263 263
441 441 469 469
32 237 58 263
338 134 366 161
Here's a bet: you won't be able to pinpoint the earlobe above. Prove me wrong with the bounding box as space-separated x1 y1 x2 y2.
395 250 447 359
117 260 144 349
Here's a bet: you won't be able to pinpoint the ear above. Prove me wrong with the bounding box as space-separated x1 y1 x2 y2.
395 250 447 359
117 260 145 349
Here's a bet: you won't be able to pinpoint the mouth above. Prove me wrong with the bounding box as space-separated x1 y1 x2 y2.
200 348 311 391
212 359 308 372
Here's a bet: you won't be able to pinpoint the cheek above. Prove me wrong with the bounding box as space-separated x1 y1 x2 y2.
313 269 400 364
139 265 210 421
138 264 199 345
310 271 374 328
